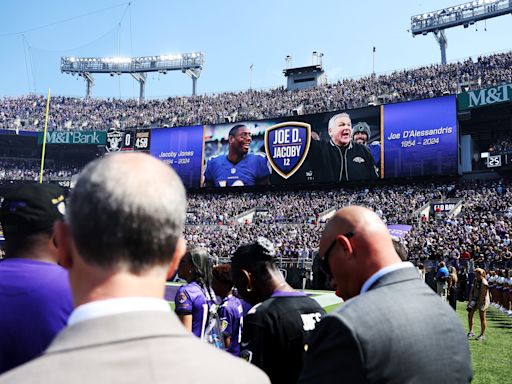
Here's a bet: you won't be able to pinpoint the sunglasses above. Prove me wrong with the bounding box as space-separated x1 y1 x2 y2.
320 232 354 279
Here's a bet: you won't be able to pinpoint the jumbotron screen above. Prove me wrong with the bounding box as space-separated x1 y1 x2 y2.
148 95 457 189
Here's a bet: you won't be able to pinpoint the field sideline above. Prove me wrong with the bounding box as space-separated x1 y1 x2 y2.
166 284 512 382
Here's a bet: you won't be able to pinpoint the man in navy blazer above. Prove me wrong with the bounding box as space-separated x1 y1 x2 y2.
299 206 472 384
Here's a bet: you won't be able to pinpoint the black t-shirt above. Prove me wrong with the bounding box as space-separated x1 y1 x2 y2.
240 294 326 384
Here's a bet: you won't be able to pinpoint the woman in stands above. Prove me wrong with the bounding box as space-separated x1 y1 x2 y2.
231 237 325 383
467 268 491 340
175 248 216 340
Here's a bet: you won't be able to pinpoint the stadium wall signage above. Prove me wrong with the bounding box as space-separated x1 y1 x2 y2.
458 83 512 110
37 131 106 145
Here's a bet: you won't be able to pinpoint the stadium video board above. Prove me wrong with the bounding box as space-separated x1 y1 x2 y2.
382 96 458 178
148 95 457 189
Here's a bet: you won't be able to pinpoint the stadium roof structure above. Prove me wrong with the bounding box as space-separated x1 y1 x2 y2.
410 0 512 64
60 52 205 101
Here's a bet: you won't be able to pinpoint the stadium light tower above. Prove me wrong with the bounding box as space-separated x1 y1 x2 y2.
411 0 512 64
60 52 205 101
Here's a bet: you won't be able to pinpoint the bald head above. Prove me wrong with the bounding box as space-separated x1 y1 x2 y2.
320 206 401 300
67 152 186 273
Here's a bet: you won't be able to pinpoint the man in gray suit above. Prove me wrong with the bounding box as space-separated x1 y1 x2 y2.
0 153 269 384
299 206 472 384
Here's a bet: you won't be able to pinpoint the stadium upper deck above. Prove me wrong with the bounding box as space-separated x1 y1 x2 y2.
0 51 511 132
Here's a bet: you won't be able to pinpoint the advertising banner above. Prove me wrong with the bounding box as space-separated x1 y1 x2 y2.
458 83 512 110
150 125 204 189
383 96 457 178
37 131 106 145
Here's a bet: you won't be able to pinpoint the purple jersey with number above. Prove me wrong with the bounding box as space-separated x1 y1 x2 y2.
174 281 209 338
218 295 244 356
0 258 73 374
204 153 270 187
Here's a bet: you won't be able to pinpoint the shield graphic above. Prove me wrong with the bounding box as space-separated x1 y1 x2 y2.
265 122 311 179
106 128 123 152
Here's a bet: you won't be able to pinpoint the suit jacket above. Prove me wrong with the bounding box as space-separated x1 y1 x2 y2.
0 311 270 384
299 267 473 384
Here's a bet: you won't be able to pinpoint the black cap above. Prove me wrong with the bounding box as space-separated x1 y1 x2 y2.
352 121 371 139
0 183 66 238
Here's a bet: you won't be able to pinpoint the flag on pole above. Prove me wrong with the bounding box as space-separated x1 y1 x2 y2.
373 46 376 53
250 64 253 70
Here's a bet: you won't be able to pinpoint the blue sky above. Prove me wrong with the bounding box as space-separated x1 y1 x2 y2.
0 0 510 99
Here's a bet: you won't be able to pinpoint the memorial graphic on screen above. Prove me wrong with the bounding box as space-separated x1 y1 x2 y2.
382 95 457 178
149 125 204 189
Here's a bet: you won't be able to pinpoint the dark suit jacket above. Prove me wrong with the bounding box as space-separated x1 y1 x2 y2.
0 311 269 384
299 267 473 384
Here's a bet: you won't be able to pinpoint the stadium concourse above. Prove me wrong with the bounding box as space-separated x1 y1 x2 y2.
0 51 511 132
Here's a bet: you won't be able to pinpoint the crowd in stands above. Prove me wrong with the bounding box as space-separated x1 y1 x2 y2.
2 155 512 270
0 51 511 131
489 135 512 155
182 181 512 269
0 159 79 181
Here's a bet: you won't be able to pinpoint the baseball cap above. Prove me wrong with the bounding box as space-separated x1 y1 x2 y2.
352 122 371 138
0 183 66 238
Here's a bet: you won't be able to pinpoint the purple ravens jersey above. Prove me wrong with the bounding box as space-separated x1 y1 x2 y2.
218 295 244 356
174 281 209 338
204 153 270 187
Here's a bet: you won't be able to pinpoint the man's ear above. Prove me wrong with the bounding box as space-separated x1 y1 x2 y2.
240 269 252 291
167 236 186 279
337 234 354 258
54 220 73 269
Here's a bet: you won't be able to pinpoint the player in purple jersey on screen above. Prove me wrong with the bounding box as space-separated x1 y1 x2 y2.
174 248 216 339
203 124 270 187
212 264 244 356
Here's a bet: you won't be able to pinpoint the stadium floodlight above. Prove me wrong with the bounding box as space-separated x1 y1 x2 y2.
410 0 512 64
60 52 205 101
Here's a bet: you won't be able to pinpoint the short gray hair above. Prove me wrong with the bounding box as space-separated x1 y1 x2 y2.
328 112 351 131
67 153 186 273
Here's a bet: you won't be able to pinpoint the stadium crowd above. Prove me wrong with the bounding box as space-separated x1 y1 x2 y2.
180 181 512 272
0 51 511 131
0 159 79 181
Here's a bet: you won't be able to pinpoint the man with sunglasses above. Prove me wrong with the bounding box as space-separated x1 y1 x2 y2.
299 206 472 384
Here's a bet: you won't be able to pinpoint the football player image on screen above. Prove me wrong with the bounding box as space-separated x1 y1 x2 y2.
203 124 270 187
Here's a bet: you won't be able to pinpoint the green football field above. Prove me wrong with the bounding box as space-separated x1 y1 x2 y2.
324 301 512 384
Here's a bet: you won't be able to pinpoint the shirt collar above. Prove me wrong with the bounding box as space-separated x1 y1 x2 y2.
360 262 415 294
68 297 170 326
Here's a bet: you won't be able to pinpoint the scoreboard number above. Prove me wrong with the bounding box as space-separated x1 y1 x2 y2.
135 137 148 149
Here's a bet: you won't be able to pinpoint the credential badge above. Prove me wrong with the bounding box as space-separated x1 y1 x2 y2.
264 122 311 179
